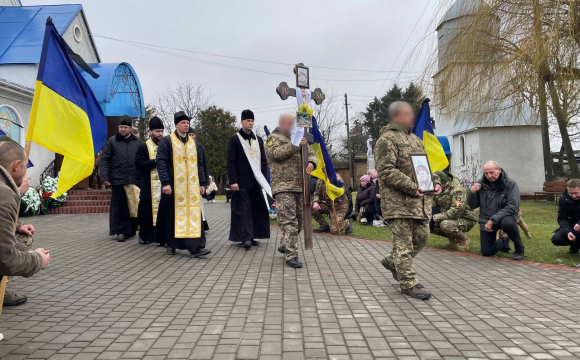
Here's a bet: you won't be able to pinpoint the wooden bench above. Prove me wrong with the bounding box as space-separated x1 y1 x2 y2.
534 181 567 201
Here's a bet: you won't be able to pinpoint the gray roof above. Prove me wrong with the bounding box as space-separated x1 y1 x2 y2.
437 0 490 30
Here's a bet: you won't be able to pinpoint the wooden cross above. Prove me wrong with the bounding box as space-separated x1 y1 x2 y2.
275 63 325 250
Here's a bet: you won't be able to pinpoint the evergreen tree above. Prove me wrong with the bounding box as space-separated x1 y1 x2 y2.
134 105 155 140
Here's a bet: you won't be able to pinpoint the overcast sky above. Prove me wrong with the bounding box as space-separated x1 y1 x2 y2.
27 0 439 130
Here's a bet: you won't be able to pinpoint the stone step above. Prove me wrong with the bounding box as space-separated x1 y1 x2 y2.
50 206 110 215
67 189 111 195
62 200 111 207
66 195 111 201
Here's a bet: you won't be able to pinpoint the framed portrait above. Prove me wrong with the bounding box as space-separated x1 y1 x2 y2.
295 64 310 89
409 152 434 192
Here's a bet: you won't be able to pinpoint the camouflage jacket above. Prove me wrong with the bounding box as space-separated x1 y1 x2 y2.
312 177 349 210
266 128 317 195
433 175 477 223
374 122 440 220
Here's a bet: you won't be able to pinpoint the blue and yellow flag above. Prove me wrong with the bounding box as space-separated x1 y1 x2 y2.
26 19 106 197
310 117 344 201
412 99 449 172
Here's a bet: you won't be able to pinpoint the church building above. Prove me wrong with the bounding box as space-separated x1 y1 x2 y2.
0 0 145 187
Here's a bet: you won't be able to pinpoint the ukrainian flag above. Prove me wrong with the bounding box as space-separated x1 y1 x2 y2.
26 19 106 197
412 99 449 172
310 117 344 200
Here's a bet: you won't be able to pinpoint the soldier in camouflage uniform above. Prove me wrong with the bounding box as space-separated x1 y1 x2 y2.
312 176 352 235
266 114 317 268
374 101 441 300
432 171 476 251
4 221 36 307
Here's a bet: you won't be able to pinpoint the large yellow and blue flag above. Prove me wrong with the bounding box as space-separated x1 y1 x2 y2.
310 117 344 201
412 99 449 172
26 19 106 197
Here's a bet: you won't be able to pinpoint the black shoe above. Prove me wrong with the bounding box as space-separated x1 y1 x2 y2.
568 247 579 255
3 292 27 307
139 238 147 245
500 235 511 253
278 246 287 254
159 243 166 247
401 284 432 300
345 220 353 235
251 240 259 246
512 253 524 261
243 241 252 249
313 225 330 233
116 234 126 242
166 248 176 255
380 258 398 281
191 249 211 258
286 257 303 268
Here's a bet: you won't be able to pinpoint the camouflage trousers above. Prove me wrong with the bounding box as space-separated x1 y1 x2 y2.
275 192 303 260
384 218 429 290
312 201 350 234
432 218 476 245
8 232 34 282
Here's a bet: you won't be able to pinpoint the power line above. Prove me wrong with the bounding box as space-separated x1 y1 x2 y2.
374 0 432 97
93 34 422 76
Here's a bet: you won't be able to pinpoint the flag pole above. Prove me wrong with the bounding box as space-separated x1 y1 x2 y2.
0 141 31 315
322 166 341 236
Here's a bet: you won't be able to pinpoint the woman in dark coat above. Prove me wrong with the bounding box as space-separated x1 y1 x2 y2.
355 175 376 225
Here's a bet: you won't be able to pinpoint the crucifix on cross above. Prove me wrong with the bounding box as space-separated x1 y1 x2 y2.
275 63 325 250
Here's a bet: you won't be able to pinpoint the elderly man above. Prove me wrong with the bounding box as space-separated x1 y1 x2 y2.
552 179 580 254
266 114 317 268
99 115 142 242
467 161 524 260
0 137 50 305
432 171 477 251
374 101 441 300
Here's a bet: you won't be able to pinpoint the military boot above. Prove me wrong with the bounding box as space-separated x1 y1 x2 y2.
3 292 27 306
313 224 330 233
401 284 432 300
456 234 470 251
345 220 353 235
380 258 398 281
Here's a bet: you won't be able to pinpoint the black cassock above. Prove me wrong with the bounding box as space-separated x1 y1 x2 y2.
226 129 270 243
155 132 208 253
135 141 158 243
109 185 138 237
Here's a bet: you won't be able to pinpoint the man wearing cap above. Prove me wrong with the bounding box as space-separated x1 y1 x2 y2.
134 116 164 245
431 172 476 251
156 111 210 257
99 115 142 242
226 109 270 249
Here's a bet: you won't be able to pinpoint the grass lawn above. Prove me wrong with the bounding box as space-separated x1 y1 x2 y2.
270 200 580 268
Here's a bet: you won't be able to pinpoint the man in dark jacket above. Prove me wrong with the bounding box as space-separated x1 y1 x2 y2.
99 115 142 242
467 161 524 260
134 116 164 245
551 179 580 254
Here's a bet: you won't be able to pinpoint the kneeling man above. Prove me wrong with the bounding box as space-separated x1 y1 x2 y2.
432 171 476 251
552 179 580 254
312 176 352 235
467 161 524 260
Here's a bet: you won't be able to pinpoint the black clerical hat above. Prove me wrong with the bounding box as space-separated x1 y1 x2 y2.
241 109 254 121
118 115 132 127
187 127 195 134
174 111 191 125
149 116 164 130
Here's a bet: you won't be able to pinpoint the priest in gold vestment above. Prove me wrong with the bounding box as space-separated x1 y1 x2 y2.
155 111 211 257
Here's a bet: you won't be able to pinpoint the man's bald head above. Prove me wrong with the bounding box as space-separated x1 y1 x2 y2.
0 139 28 186
483 160 502 182
278 114 296 133
388 101 415 129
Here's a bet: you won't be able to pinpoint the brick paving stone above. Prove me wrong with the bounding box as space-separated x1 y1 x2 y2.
1 203 580 359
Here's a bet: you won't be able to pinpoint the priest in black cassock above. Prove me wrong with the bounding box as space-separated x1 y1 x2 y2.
135 116 164 245
226 109 271 249
156 111 211 257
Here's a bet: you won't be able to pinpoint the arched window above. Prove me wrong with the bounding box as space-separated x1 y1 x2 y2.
460 135 465 165
0 106 23 145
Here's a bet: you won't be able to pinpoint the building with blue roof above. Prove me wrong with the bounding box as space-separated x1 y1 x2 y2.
0 1 145 186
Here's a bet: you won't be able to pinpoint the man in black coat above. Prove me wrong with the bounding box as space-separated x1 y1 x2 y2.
467 161 524 260
552 179 580 254
156 111 210 257
134 116 164 245
99 115 142 242
226 109 270 249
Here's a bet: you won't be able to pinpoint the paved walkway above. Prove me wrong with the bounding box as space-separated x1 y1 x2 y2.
1 202 580 360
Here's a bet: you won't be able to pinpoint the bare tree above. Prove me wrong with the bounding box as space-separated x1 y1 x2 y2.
313 90 345 158
153 81 213 132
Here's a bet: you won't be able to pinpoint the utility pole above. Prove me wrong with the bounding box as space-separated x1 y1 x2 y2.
345 93 355 187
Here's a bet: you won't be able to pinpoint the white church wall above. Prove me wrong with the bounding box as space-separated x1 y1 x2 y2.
0 64 37 89
451 130 481 185
0 0 21 6
477 127 543 195
62 13 99 64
